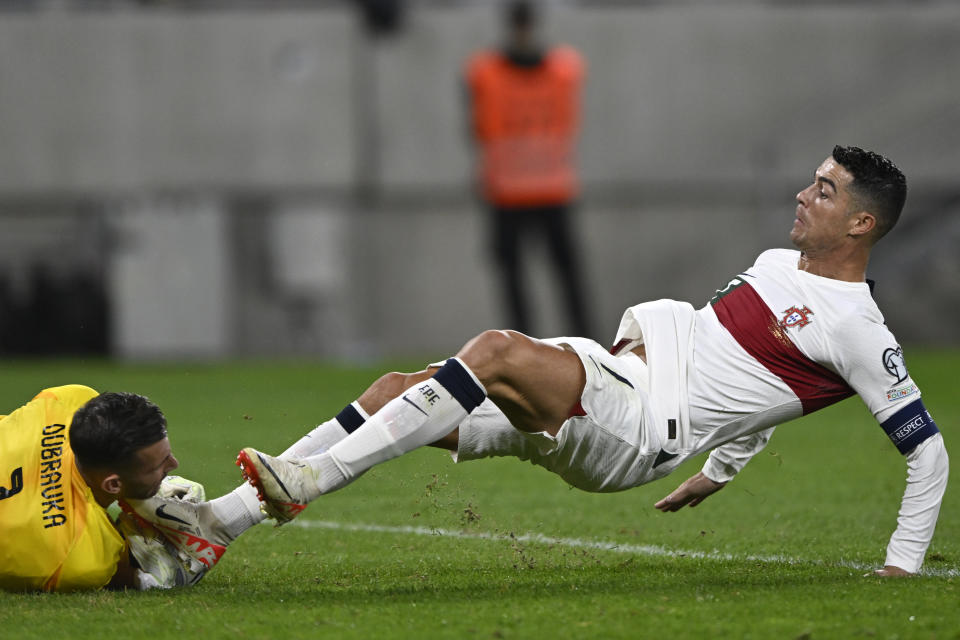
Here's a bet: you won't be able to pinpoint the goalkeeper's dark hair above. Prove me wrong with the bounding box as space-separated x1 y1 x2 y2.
70 392 167 470
832 145 907 242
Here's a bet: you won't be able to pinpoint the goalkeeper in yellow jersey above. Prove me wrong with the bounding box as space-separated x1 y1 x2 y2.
0 385 256 592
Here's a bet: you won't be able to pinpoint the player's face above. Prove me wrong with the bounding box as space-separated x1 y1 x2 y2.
790 157 858 252
119 437 179 500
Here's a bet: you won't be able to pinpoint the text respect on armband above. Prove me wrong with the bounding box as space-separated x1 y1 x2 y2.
880 400 940 455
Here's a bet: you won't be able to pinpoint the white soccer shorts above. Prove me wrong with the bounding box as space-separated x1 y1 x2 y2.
454 336 666 492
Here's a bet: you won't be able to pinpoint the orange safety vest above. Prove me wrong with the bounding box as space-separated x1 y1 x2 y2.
466 46 584 207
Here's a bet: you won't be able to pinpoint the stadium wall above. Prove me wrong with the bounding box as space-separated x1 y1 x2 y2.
0 5 957 357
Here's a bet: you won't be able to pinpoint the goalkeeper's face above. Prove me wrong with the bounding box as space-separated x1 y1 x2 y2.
118 437 179 500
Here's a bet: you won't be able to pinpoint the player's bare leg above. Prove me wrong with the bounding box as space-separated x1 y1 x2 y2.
238 330 586 522
406 330 586 451
456 329 586 436
262 328 583 456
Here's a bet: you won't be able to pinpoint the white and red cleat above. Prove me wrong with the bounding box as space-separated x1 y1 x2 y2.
236 447 316 525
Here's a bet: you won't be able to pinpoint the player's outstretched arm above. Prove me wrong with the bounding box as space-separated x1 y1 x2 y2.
879 431 949 575
654 471 727 512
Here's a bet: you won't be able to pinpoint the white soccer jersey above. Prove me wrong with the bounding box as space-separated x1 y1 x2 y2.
689 248 923 452
614 248 947 572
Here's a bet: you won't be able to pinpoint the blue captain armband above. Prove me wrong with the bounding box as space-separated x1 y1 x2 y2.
880 399 939 455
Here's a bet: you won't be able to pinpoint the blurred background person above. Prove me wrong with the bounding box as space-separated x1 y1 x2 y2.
464 0 593 339
1 2 956 360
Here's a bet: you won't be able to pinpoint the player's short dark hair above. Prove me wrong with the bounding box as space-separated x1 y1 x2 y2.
832 145 907 242
506 1 537 31
70 392 167 470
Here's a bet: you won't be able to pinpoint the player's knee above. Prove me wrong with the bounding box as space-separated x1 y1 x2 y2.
359 369 435 415
383 371 418 396
457 329 525 380
365 371 415 406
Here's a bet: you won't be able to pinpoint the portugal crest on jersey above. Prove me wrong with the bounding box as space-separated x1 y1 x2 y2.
779 305 814 331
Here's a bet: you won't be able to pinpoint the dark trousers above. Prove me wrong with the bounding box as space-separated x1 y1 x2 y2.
489 203 592 338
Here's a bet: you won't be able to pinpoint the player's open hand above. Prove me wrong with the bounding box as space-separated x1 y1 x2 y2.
654 471 726 512
865 566 913 578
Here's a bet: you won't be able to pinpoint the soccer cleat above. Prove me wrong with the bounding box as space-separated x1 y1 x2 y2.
120 493 230 571
236 447 318 525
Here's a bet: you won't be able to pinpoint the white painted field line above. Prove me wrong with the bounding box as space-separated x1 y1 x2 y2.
289 519 958 578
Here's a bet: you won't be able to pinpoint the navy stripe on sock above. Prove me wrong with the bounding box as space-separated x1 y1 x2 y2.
433 359 486 413
335 404 366 434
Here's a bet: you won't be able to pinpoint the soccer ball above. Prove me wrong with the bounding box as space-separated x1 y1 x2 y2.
115 510 208 588
114 475 210 589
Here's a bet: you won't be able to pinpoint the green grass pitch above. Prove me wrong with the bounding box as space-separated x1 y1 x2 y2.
1 352 958 639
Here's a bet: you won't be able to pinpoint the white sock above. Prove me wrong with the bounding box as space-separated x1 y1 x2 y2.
304 358 486 495
208 483 266 541
279 402 369 460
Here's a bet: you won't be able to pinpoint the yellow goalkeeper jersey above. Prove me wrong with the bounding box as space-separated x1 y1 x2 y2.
0 385 126 592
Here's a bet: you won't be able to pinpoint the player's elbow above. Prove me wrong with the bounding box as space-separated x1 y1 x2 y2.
930 432 948 478
936 438 949 484
915 432 949 490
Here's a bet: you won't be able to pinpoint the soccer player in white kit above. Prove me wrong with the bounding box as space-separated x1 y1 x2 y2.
233 145 947 577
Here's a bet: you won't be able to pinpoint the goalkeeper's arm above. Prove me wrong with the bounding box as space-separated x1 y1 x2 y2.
105 548 139 590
